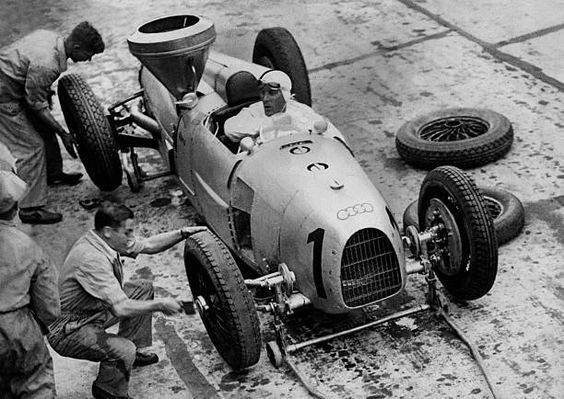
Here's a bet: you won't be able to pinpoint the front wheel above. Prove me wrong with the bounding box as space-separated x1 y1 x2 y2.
403 185 524 246
184 230 261 370
418 166 498 300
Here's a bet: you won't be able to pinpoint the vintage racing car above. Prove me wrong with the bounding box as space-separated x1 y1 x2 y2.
58 14 498 372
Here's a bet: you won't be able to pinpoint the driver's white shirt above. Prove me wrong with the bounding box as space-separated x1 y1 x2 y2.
224 100 320 143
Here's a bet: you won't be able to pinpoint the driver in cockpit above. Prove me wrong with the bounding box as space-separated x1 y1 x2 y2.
224 70 326 144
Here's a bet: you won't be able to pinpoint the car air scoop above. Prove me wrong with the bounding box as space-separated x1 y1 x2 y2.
128 14 216 100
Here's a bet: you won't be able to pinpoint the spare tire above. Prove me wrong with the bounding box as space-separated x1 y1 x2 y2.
403 186 524 245
58 74 122 191
396 108 513 169
253 27 312 106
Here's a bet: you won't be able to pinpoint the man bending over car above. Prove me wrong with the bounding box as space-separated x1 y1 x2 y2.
48 201 206 399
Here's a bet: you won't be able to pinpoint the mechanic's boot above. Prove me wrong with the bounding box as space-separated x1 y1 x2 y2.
92 384 132 399
19 207 62 224
47 171 83 186
132 351 159 368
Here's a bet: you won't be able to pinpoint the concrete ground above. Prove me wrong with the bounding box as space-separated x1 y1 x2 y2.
1 0 563 398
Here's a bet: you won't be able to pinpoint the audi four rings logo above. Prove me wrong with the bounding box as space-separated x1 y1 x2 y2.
337 203 374 220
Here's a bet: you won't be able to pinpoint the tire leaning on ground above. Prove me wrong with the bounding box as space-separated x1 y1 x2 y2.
253 27 312 106
184 230 262 370
418 166 498 300
58 73 122 191
396 108 514 169
403 186 525 245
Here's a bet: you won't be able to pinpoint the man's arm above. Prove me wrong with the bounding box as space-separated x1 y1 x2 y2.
29 249 61 329
33 108 77 158
224 107 262 142
25 61 78 157
136 226 207 255
111 297 181 318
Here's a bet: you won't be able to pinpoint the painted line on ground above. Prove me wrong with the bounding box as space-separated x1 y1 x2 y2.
396 0 564 92
495 23 564 47
309 30 451 74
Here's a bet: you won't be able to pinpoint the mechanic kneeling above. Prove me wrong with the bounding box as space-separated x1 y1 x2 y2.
47 201 206 399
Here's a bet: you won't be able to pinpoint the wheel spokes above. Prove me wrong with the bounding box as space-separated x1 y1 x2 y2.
419 117 489 142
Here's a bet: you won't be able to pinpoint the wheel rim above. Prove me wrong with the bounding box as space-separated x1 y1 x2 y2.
484 196 503 219
424 198 464 276
419 116 489 142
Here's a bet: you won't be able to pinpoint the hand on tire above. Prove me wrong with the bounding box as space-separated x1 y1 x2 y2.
61 132 78 159
158 298 182 315
180 226 208 239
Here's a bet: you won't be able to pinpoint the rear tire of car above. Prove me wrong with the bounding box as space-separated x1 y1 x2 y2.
396 108 513 169
403 186 524 245
418 166 498 300
184 230 261 370
253 27 312 106
58 73 122 191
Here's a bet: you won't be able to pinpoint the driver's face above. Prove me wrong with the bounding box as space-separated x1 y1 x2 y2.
260 86 286 116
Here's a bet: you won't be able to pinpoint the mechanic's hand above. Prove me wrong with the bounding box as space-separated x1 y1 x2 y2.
60 131 78 159
180 226 207 239
158 298 182 315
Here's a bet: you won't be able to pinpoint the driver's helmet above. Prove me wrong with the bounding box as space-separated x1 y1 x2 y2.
258 70 292 100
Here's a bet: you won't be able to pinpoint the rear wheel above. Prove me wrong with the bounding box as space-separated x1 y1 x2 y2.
58 73 122 191
418 166 498 300
184 230 261 370
253 27 312 106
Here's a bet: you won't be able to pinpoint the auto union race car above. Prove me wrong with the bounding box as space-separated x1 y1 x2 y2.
58 14 498 373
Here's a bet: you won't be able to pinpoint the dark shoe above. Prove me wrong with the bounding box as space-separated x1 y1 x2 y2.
19 207 62 224
92 384 132 399
132 351 159 368
47 172 83 186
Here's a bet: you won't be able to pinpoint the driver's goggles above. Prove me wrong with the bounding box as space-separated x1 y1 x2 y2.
258 81 282 91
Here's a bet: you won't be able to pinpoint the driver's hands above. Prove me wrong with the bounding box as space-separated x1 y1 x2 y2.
180 226 207 239
158 298 182 315
60 131 78 159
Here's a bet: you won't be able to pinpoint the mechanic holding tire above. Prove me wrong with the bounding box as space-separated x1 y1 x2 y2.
0 22 104 224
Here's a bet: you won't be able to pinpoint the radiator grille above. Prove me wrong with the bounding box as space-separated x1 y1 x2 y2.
341 228 402 307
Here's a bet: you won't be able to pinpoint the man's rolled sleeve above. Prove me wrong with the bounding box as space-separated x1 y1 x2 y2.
75 256 129 310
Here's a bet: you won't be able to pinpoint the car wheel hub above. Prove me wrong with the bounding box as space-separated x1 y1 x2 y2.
424 198 463 275
419 116 489 142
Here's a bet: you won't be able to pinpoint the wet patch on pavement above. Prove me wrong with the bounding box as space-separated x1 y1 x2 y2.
523 195 564 245
154 317 221 399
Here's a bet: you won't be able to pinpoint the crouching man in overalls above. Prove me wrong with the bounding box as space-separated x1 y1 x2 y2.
48 201 206 399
